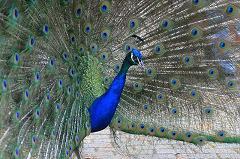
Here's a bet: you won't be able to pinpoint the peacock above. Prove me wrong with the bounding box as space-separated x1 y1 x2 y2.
0 0 239 158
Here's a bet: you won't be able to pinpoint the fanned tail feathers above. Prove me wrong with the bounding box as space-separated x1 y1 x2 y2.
0 0 239 158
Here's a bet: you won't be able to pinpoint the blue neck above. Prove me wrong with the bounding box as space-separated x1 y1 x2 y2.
89 58 131 132
118 57 131 75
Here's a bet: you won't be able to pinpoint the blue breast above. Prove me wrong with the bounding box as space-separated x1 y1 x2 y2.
89 73 126 132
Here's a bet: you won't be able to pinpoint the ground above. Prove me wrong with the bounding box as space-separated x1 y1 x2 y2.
75 128 240 159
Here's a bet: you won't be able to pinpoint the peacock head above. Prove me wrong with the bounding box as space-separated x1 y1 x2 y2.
127 48 144 67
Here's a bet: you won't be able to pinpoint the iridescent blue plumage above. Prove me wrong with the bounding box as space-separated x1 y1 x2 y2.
89 49 143 132
89 73 127 132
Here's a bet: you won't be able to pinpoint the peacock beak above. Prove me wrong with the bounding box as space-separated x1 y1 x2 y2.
137 57 144 68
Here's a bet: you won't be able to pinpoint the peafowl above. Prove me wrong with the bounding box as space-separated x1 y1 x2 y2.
0 0 240 158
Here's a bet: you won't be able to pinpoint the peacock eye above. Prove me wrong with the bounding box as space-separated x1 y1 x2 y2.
130 53 139 64
15 147 20 156
162 20 169 28
76 8 81 16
